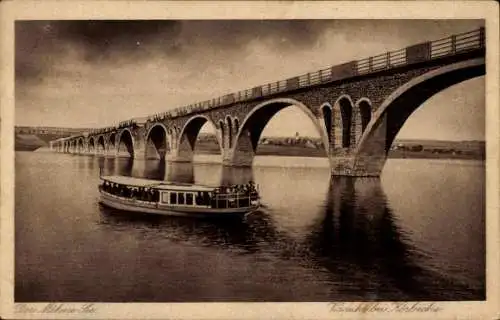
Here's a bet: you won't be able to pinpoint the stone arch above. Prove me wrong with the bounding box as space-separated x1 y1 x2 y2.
351 98 373 148
226 116 233 148
116 128 135 157
108 133 116 147
174 115 223 162
333 95 355 149
354 58 485 176
145 123 170 159
233 117 240 136
88 137 96 153
107 132 117 152
173 126 181 150
230 97 329 166
219 119 225 149
77 138 84 153
320 103 333 147
357 98 372 132
97 135 106 154
166 127 174 150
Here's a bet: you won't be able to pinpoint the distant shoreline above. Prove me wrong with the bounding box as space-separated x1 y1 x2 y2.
16 135 485 161
193 143 485 161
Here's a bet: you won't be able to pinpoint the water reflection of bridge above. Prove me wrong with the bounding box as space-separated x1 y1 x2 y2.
95 157 483 301
99 157 255 187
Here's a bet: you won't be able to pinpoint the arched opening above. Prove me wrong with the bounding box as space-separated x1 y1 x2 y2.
358 100 372 132
226 116 233 148
232 98 329 166
321 104 333 145
195 120 221 159
88 137 95 153
354 58 485 176
176 116 222 163
117 129 134 157
77 138 84 153
392 77 484 154
145 124 169 160
219 120 225 149
108 133 116 152
97 136 105 154
233 118 240 136
338 98 353 148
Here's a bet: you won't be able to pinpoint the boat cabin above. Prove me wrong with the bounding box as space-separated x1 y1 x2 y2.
99 175 259 211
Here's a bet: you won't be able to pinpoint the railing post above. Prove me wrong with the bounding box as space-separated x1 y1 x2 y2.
368 57 373 72
319 69 323 82
307 73 311 86
386 52 390 68
451 35 456 54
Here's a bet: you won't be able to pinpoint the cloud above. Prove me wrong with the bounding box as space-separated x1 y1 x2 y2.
15 20 335 84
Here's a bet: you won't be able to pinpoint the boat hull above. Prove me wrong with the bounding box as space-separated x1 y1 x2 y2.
99 191 258 218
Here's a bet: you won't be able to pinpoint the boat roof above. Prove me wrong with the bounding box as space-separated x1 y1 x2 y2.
100 175 215 191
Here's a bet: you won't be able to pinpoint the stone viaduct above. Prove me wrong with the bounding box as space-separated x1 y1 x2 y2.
50 28 485 177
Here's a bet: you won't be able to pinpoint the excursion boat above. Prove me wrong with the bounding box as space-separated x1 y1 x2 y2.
98 175 260 218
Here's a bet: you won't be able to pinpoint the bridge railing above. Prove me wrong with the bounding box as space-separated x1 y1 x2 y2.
431 28 484 58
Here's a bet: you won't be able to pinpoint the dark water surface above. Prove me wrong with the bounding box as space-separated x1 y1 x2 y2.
15 152 485 302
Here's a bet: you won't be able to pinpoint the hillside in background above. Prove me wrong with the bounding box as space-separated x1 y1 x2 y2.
15 133 70 151
15 134 48 151
14 127 89 151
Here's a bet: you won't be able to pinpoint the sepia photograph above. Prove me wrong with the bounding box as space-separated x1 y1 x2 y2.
1 1 499 319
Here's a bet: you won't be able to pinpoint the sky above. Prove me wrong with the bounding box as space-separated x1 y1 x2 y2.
15 19 485 140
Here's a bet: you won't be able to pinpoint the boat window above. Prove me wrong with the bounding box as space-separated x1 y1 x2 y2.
178 192 185 205
186 193 193 205
170 192 177 204
161 192 169 203
195 192 203 205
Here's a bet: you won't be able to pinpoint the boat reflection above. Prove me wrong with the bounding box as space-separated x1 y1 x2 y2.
98 205 275 253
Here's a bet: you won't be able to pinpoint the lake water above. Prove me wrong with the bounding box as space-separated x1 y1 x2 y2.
15 151 485 302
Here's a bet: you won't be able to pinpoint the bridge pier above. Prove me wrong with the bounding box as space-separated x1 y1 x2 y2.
165 151 192 163
330 111 388 177
132 144 146 160
222 130 255 167
330 155 386 177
